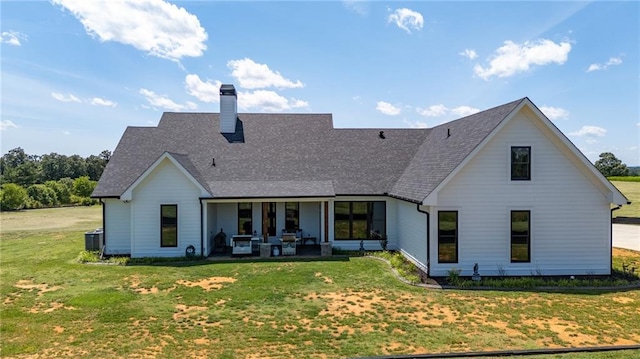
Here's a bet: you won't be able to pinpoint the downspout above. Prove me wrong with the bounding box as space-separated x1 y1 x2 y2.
200 198 205 257
610 205 622 273
100 199 106 258
416 203 430 276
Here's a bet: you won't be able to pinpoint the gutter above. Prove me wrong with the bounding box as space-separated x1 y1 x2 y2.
416 204 430 276
610 205 622 274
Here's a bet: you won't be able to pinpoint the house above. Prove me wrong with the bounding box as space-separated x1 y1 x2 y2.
92 84 628 276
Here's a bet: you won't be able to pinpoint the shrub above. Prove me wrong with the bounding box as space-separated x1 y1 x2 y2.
26 184 57 207
0 183 28 211
446 267 462 286
45 180 71 204
72 176 97 198
77 250 101 263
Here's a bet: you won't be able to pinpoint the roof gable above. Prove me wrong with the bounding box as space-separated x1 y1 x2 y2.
418 98 628 205
120 152 210 201
389 98 525 203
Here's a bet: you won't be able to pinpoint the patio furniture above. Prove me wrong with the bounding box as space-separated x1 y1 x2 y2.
231 235 255 255
279 233 298 255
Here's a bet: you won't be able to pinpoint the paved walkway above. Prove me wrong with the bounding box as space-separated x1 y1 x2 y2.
613 224 640 251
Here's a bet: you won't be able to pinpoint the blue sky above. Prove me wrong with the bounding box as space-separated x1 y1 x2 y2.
1 1 638 165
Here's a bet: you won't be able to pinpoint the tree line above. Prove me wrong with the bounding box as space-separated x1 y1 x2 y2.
0 147 111 211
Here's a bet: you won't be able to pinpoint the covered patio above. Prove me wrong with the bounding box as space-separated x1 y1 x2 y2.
201 180 334 258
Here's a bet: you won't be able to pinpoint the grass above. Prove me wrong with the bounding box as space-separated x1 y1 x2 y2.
1 207 640 358
611 181 639 218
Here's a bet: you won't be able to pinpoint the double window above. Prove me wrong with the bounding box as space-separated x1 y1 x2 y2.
238 203 252 235
437 211 458 263
160 204 177 247
511 210 530 262
511 146 531 180
334 201 386 240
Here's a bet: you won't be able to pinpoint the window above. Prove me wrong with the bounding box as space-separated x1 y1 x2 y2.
160 205 177 247
438 211 458 263
511 146 531 180
285 202 299 232
511 211 530 262
267 202 276 236
238 203 252 235
334 201 386 240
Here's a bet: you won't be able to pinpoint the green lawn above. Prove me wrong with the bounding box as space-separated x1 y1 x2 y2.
612 181 639 218
1 207 639 358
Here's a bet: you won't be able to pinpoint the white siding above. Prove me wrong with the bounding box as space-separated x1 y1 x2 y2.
396 200 428 273
104 198 131 255
300 202 320 239
429 110 612 276
216 203 236 246
130 159 202 258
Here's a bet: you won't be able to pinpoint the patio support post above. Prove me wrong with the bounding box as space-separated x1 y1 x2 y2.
262 202 268 243
323 201 329 243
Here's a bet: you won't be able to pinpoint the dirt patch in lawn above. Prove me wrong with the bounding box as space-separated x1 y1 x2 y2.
14 279 63 296
125 275 165 295
176 276 236 291
314 272 333 284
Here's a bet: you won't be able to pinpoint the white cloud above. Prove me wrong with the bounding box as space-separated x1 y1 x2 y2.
607 57 622 66
343 0 368 16
0 120 18 131
376 101 401 116
139 88 197 111
90 97 117 107
416 104 479 118
53 0 207 61
586 56 623 72
417 104 448 117
459 49 478 60
237 90 309 112
403 119 429 128
586 64 602 72
185 74 221 103
451 106 480 117
474 39 571 80
227 58 304 89
539 106 569 120
570 125 607 144
388 8 424 34
51 92 81 103
1 31 26 46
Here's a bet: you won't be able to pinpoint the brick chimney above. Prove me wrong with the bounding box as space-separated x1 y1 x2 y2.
219 84 237 133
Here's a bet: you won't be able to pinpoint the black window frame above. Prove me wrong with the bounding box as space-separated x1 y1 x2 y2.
238 202 252 235
334 201 386 240
267 202 276 236
437 211 458 263
285 202 299 233
510 210 531 263
160 204 178 247
511 146 531 181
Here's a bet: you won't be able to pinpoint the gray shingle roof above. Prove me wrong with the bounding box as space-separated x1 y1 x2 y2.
93 99 525 203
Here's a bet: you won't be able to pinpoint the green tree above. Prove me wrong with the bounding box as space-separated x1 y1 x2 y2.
0 147 41 186
595 152 629 177
73 176 96 198
0 183 28 211
40 153 70 182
